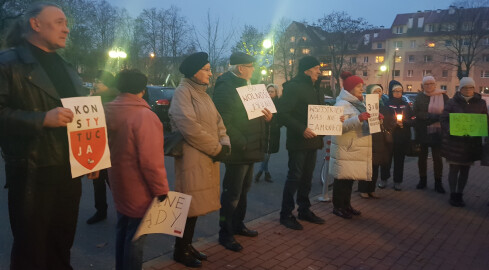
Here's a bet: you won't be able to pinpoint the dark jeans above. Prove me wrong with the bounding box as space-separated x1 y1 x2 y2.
333 179 354 209
418 143 443 180
7 165 81 270
92 169 109 213
175 217 198 249
385 143 407 183
219 163 253 240
280 150 317 217
448 164 470 193
358 164 387 193
115 212 146 270
259 153 271 173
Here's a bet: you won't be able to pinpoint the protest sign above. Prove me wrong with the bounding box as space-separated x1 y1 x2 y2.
449 113 488 136
133 191 192 240
307 105 344 135
365 94 381 134
236 84 277 120
61 96 111 178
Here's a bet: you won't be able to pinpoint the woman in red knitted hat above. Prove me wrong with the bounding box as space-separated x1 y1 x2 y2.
329 71 373 219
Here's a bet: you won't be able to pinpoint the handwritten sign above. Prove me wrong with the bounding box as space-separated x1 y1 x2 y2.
236 84 277 120
365 94 381 134
133 191 192 241
449 113 488 136
307 105 344 135
61 96 111 178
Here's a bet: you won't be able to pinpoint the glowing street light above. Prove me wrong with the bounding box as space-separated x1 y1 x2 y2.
261 70 267 75
262 38 274 83
380 65 387 72
150 52 155 58
108 48 127 70
263 39 272 49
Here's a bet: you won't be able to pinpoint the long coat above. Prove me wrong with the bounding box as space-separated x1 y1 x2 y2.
440 92 488 163
329 89 372 181
372 104 395 166
413 91 449 144
169 78 230 217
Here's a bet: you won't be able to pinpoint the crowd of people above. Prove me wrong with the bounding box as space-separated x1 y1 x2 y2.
1 2 489 270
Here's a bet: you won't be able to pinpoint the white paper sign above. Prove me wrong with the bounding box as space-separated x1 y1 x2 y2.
365 94 381 134
236 84 277 120
133 191 192 241
307 105 344 135
61 96 111 178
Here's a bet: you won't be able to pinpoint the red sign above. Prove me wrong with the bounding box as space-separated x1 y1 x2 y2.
70 127 107 170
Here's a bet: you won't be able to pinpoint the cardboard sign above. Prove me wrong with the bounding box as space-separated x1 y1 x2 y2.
236 84 277 120
449 113 488 136
133 191 192 241
365 94 381 133
61 96 111 178
307 105 344 135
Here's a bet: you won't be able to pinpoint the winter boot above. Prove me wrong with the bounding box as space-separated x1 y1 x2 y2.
449 193 458 207
254 171 262 183
264 172 273 183
416 177 427 189
458 193 466 207
434 179 446 194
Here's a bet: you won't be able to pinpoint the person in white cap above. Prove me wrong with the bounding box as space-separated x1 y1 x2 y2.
440 77 488 207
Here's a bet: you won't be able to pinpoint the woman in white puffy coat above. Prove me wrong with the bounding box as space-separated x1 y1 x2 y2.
329 72 373 219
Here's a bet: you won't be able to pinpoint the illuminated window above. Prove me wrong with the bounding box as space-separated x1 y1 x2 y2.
407 70 413 77
427 42 435 48
407 84 412 91
375 56 384 63
289 48 295 53
395 56 402 63
290 36 295 42
288 60 293 66
322 70 332 76
302 48 310 54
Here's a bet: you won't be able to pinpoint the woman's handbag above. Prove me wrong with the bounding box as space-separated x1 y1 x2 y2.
164 131 184 157
405 127 421 157
381 124 393 144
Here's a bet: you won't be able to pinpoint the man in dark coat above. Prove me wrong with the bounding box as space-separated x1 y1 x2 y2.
278 56 326 230
213 52 273 251
0 3 88 269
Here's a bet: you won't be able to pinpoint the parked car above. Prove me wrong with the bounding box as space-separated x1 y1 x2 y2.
324 95 336 105
402 92 418 109
144 85 175 132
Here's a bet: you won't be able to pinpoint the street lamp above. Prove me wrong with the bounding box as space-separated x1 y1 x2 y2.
108 48 127 70
263 38 274 83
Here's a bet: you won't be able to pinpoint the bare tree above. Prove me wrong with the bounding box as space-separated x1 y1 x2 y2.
452 0 489 8
273 18 303 82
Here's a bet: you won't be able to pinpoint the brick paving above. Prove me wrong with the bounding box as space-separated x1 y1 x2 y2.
144 158 489 269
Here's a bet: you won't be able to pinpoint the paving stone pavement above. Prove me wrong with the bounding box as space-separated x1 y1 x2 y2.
144 158 489 270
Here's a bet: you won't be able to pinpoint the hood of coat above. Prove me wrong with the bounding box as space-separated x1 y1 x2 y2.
108 93 151 109
337 88 361 104
215 71 247 89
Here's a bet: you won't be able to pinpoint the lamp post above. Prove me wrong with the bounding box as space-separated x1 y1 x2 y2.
108 48 127 71
263 38 274 83
380 65 387 93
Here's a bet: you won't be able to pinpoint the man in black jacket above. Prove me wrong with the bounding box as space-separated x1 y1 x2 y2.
278 56 326 230
0 3 87 269
213 52 272 251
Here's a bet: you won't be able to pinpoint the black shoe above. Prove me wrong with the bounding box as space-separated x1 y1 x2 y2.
174 247 202 268
333 208 352 219
416 178 427 189
218 238 243 252
254 171 262 183
449 193 459 207
298 211 325 224
346 206 361 216
435 181 446 194
264 172 273 183
189 244 207 261
235 226 258 237
458 193 466 207
86 211 107 224
280 215 303 230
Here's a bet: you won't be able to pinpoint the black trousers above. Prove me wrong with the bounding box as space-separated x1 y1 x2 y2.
92 169 109 213
333 179 354 209
280 150 317 217
7 164 81 270
418 143 443 180
219 163 253 240
175 217 198 249
385 143 407 183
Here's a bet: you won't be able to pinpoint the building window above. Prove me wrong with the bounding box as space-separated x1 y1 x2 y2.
289 48 295 53
463 39 471 46
302 48 310 54
483 38 489 45
444 55 451 62
481 70 489 78
375 56 384 63
408 55 415 63
364 56 369 63
363 70 368 76
394 41 403 48
407 84 412 91
302 36 307 41
442 70 448 77
424 55 433 62
407 70 413 77
393 70 400 77
462 22 474 31
426 41 436 48
377 42 382 49
322 70 332 76
426 24 435 32
440 85 447 90
410 40 416 48
423 70 432 76
374 33 379 38
290 36 295 42
445 40 452 46
395 26 404 34
484 55 489 62
350 57 357 64
395 56 402 63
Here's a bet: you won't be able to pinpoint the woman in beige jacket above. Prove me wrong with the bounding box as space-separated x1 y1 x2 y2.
169 52 230 268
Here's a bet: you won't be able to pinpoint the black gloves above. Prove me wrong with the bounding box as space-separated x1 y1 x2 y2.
157 194 167 202
213 145 231 161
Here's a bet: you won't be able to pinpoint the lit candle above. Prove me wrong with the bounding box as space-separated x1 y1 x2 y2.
396 114 403 122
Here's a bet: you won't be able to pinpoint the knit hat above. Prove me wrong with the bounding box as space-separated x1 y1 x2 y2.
422 75 436 84
298 56 320 73
458 77 475 90
340 71 364 91
179 52 209 78
96 70 115 88
388 80 403 99
115 69 147 94
230 52 255 65
366 84 383 94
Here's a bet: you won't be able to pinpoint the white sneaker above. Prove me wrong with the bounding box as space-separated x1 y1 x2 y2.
378 180 387 189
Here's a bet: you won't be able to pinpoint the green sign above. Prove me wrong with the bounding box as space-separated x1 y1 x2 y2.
449 113 488 136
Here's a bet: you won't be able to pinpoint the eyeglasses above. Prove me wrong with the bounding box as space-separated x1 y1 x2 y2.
241 64 254 68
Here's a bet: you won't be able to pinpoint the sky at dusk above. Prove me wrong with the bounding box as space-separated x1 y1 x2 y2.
108 0 455 31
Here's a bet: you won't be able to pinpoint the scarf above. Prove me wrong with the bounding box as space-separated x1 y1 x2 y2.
425 89 446 134
347 95 370 135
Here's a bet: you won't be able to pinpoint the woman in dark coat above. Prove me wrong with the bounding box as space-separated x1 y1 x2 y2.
359 84 395 198
255 84 281 183
440 77 488 207
380 80 414 191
